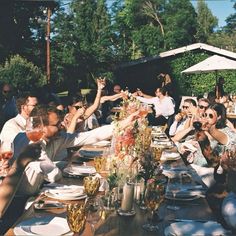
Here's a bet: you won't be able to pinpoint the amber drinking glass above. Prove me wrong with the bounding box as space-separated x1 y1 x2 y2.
67 203 86 236
83 176 100 197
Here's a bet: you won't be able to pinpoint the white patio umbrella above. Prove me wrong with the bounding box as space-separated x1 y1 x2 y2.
181 55 236 74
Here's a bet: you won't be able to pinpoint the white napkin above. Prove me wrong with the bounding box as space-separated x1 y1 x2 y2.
168 221 228 236
94 173 109 192
28 217 70 236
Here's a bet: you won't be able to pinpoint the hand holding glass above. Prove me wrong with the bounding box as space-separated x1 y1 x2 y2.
0 141 14 176
26 116 44 142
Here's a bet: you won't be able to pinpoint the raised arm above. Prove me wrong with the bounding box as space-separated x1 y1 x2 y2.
83 78 105 120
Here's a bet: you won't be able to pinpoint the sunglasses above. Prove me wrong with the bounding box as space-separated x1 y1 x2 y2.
73 105 84 110
182 106 189 109
198 105 208 109
202 113 214 119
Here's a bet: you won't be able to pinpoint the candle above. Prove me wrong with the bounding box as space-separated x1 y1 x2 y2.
134 182 141 201
121 182 134 212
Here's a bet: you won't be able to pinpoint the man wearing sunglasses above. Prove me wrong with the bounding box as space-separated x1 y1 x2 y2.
9 104 139 196
169 98 197 137
197 98 210 118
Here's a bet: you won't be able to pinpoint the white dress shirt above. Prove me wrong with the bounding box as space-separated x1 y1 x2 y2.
14 124 114 196
0 114 26 143
169 118 188 136
137 96 175 118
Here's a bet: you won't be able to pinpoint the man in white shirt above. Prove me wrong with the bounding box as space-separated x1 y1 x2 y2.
0 92 38 143
12 105 138 196
134 87 175 126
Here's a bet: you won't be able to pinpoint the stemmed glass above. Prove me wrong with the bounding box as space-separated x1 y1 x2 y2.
0 140 14 176
86 196 103 236
167 176 181 211
83 176 100 198
67 203 86 236
142 180 165 232
25 116 44 143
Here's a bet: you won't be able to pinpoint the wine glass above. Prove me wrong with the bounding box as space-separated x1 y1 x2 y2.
25 116 44 143
139 104 149 118
0 140 14 176
67 203 86 236
94 156 106 174
83 176 100 197
142 180 165 232
86 196 103 236
167 176 181 211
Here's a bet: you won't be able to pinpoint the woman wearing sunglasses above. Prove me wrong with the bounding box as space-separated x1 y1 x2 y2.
199 103 236 227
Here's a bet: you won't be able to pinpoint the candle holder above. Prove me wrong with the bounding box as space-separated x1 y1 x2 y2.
117 181 136 216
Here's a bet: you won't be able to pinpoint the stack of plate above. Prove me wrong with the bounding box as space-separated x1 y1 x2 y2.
63 165 96 177
44 185 86 200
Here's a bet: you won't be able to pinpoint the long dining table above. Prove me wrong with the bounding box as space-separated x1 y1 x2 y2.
5 144 219 236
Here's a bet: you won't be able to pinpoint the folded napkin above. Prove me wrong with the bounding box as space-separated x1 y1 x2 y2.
26 217 70 236
167 221 229 236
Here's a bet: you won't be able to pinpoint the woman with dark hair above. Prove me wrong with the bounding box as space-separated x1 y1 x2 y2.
199 103 236 226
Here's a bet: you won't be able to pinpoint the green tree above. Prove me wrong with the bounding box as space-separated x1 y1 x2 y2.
224 3 236 33
0 55 46 91
51 0 113 92
195 0 218 42
164 0 197 49
207 3 235 52
0 1 57 66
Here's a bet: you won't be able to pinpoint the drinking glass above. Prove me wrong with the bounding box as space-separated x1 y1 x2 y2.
139 104 149 118
142 181 165 231
167 176 181 211
94 156 106 174
26 116 44 142
67 203 86 236
86 196 103 236
0 140 14 176
152 147 163 162
83 176 100 197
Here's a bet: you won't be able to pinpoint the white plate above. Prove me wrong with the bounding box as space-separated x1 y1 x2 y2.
164 226 175 236
14 216 71 235
165 194 200 201
46 187 84 198
164 221 228 236
92 140 111 147
64 165 96 176
161 155 181 161
45 191 87 201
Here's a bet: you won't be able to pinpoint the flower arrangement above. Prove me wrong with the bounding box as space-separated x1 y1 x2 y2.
107 93 165 190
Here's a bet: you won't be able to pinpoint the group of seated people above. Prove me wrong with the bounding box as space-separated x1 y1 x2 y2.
0 78 235 233
0 79 136 233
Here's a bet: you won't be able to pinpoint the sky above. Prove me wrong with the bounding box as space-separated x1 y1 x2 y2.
191 0 235 28
106 0 235 28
